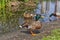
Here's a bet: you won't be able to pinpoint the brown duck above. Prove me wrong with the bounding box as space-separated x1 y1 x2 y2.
19 21 42 36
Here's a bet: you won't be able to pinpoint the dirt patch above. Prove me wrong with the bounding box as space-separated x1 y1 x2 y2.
0 20 60 40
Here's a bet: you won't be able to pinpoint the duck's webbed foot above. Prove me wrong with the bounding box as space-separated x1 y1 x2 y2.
30 31 36 36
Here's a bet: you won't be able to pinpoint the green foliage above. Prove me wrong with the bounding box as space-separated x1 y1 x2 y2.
42 29 60 40
24 0 29 2
34 0 39 4
0 0 19 33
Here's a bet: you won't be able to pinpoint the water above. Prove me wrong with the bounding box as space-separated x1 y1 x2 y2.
35 1 60 22
57 1 60 13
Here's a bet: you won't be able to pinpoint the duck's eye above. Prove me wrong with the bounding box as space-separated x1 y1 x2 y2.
11 5 14 7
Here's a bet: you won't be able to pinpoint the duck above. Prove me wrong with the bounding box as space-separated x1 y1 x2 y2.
49 13 57 17
19 20 42 36
23 12 36 23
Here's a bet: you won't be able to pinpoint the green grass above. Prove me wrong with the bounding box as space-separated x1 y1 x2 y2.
42 29 60 40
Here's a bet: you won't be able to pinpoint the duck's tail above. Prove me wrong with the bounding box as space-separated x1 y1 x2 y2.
19 25 22 28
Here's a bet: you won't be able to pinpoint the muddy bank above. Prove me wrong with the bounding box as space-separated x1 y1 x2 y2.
0 20 60 40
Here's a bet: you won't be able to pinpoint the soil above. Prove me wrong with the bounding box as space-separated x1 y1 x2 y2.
0 19 60 40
